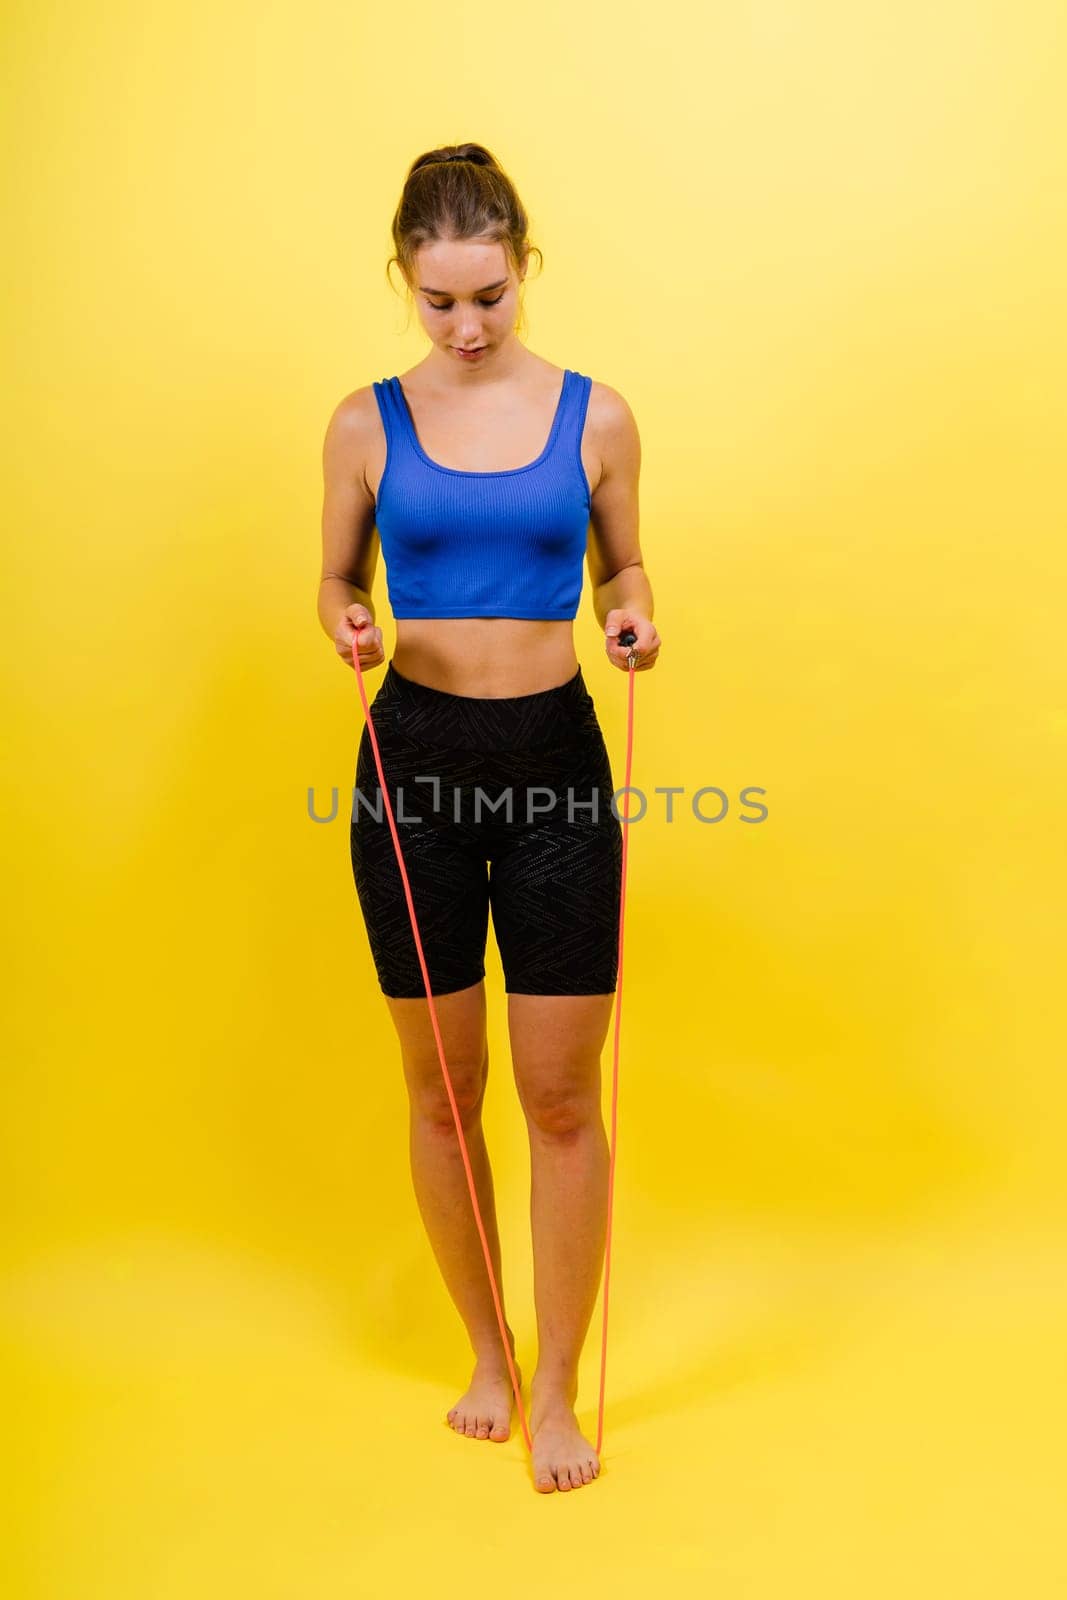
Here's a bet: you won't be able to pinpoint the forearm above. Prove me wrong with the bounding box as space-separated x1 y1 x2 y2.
318 575 375 641
592 563 654 630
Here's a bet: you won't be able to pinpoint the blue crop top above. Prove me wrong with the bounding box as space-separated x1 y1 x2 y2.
370 368 593 620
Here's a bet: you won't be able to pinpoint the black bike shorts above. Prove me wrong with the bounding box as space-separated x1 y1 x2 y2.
349 661 624 998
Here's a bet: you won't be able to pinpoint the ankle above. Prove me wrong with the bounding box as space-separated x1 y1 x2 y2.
471 1327 517 1368
530 1369 578 1410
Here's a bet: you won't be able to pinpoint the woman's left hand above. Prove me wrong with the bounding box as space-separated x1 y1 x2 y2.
605 610 661 672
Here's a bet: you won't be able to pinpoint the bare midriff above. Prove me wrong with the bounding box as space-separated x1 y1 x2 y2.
392 617 580 699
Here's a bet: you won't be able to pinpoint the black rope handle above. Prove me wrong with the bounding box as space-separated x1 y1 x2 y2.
617 627 638 668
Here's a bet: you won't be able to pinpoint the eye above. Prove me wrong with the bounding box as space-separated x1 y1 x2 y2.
426 292 506 312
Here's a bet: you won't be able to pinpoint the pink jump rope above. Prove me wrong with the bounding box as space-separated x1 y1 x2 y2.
350 629 640 1456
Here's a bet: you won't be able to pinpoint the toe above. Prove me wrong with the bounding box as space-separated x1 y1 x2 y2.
577 1460 593 1484
475 1417 491 1439
536 1471 556 1493
489 1418 510 1441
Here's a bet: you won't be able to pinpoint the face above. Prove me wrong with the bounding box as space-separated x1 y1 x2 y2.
409 236 525 366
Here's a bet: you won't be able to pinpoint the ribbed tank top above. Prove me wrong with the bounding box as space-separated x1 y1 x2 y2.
370 368 593 621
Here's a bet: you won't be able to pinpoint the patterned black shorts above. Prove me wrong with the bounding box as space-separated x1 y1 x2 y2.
349 661 623 998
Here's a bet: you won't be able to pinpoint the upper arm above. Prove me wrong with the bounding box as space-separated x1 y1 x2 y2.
320 388 381 596
585 382 643 591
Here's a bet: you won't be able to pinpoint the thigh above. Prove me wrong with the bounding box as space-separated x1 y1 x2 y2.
387 979 490 1121
507 992 615 1128
350 726 491 1000
487 731 623 997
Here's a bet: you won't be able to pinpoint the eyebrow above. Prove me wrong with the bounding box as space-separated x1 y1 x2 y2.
418 278 509 297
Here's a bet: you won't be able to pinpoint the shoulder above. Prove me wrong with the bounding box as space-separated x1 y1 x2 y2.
583 377 639 436
325 382 387 440
322 384 388 502
582 378 641 472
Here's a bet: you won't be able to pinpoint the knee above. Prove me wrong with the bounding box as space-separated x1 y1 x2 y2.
522 1081 600 1140
408 1057 487 1129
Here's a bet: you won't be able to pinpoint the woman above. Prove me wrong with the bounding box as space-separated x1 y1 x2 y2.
317 142 661 1494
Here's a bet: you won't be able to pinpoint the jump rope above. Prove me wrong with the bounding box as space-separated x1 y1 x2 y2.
350 628 640 1457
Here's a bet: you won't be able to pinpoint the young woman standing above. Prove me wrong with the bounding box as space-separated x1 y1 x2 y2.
318 142 661 1493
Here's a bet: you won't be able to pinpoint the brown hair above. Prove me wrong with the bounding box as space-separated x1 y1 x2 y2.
386 142 543 338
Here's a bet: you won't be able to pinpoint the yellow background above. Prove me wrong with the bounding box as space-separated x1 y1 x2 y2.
4 0 1065 1593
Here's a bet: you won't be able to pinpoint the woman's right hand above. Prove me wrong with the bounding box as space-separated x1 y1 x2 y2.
335 604 385 672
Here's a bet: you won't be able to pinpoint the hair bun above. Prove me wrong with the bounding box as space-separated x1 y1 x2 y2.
436 145 494 168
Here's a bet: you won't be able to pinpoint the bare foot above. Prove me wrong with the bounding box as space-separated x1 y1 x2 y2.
530 1397 601 1492
446 1355 522 1443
